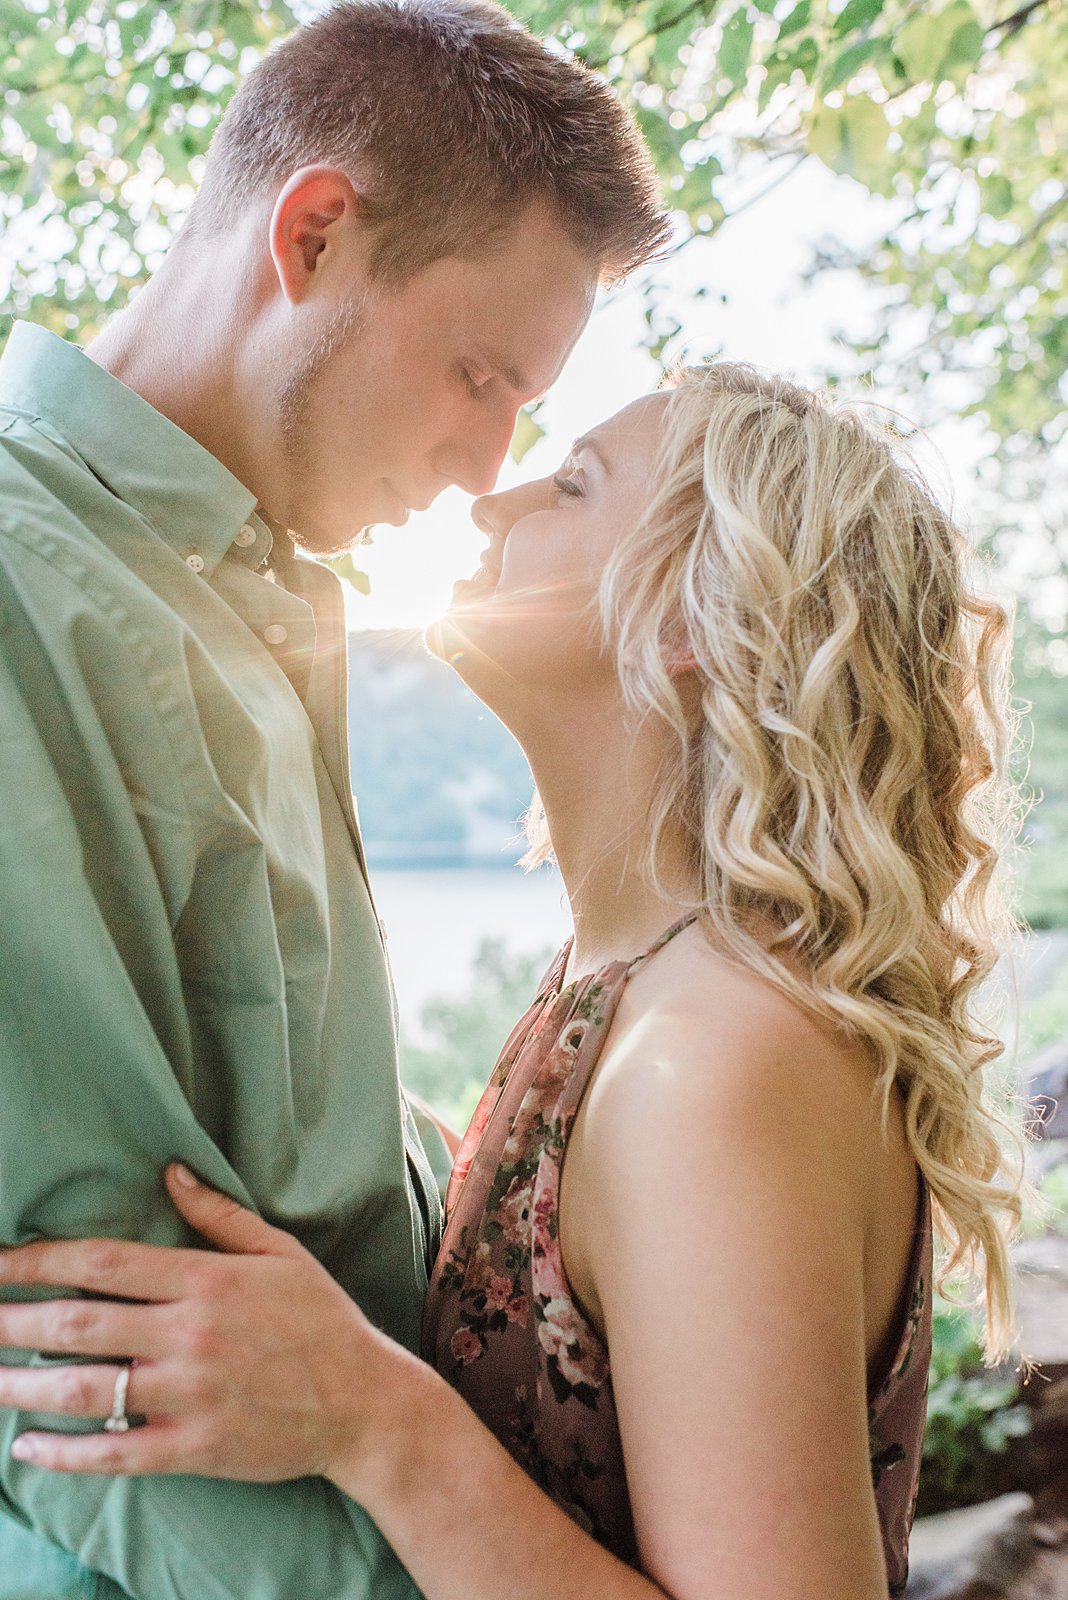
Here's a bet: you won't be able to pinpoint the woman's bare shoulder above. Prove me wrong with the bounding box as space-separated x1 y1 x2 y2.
590 922 879 1135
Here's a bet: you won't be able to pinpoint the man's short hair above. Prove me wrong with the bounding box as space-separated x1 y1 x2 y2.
185 0 670 283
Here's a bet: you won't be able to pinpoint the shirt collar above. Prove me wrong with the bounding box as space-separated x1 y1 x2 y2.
0 320 267 577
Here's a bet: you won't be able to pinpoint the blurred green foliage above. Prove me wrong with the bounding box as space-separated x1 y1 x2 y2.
3 0 1066 444
917 1292 1033 1515
400 935 555 1129
1014 624 1068 930
2 0 1066 917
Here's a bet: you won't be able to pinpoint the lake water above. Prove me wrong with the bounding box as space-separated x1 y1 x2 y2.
371 865 1068 1053
372 865 572 1037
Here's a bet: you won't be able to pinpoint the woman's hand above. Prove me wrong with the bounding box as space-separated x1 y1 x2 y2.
0 1165 396 1484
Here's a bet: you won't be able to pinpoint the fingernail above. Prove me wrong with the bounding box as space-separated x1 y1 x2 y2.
11 1437 36 1461
171 1163 198 1188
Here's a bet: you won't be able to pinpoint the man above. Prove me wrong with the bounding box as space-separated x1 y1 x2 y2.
0 1 667 1595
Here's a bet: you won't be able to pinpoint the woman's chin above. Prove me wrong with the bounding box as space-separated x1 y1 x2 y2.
425 574 497 662
424 606 489 677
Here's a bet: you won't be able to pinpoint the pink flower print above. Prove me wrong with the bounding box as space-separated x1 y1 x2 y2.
502 1093 546 1163
450 1326 485 1367
557 1018 589 1056
492 1174 534 1242
485 1275 514 1312
506 1293 529 1327
463 1240 495 1293
537 1297 609 1390
538 1041 578 1096
531 1187 556 1262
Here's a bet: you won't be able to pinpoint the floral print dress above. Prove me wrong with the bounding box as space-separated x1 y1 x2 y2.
422 916 933 1594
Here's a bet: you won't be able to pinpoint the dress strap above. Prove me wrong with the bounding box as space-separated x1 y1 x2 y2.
629 911 699 971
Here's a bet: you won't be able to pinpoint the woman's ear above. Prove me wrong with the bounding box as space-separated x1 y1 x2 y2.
661 627 699 677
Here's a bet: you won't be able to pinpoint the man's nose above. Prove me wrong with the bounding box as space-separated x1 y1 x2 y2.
436 400 523 498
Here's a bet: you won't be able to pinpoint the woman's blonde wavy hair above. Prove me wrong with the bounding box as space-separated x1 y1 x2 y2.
526 362 1028 1361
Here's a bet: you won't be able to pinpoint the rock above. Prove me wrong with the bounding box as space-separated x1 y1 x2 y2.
907 1494 1034 1596
905 1481 1068 1597
1028 1036 1068 1140
1015 1239 1068 1368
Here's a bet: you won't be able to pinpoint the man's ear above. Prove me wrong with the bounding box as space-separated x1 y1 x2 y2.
268 165 362 304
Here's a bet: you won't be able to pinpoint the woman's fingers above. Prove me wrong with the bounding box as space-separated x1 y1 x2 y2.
0 1358 193 1424
0 1235 206 1302
0 1361 145 1420
11 1420 189 1477
0 1299 172 1360
165 1165 308 1260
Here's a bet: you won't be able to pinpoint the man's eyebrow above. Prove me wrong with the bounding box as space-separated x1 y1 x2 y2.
478 346 533 395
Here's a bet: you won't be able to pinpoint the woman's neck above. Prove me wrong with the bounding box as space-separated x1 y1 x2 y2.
521 703 698 981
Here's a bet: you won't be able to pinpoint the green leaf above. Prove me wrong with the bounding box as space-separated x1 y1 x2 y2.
509 405 546 465
758 46 800 111
809 96 889 184
944 12 985 73
981 173 1014 218
841 94 889 181
323 554 371 594
832 0 884 34
894 8 945 81
635 105 687 174
776 0 812 42
0 0 36 34
895 2 982 84
789 35 820 81
808 102 844 169
823 35 884 91
718 10 753 88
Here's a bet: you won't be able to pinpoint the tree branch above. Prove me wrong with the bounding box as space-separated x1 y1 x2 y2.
582 0 712 73
988 0 1050 38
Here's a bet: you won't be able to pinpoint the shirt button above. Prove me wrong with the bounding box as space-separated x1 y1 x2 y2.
185 553 205 573
234 524 257 548
263 623 288 646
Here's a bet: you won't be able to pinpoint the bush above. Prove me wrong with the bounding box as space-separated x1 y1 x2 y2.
400 937 555 1130
917 1297 1032 1516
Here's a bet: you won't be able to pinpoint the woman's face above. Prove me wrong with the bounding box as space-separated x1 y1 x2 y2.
428 393 668 714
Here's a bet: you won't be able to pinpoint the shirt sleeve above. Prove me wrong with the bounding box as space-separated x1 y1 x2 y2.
0 625 425 1597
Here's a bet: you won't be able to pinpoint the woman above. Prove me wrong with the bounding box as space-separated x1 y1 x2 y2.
0 365 1025 1599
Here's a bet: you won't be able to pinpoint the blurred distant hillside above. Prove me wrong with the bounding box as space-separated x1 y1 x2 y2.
348 630 533 867
349 627 1068 932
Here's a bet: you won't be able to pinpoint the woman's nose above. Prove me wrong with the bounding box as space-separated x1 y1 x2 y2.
471 487 519 537
470 492 500 536
472 478 548 537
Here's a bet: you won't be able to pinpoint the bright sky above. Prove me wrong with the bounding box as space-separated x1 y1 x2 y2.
345 156 989 633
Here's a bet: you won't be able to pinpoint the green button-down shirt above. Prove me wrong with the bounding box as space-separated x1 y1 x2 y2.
0 321 442 1600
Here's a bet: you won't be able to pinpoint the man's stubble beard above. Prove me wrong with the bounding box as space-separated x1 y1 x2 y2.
273 293 369 557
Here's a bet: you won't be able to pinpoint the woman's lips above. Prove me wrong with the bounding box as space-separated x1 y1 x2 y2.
450 562 500 602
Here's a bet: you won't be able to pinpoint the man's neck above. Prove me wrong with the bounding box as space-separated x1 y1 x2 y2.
85 237 263 499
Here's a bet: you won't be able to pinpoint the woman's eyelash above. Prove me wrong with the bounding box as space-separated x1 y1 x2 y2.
552 473 583 498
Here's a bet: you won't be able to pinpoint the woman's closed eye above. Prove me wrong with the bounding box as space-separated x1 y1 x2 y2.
552 472 584 500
